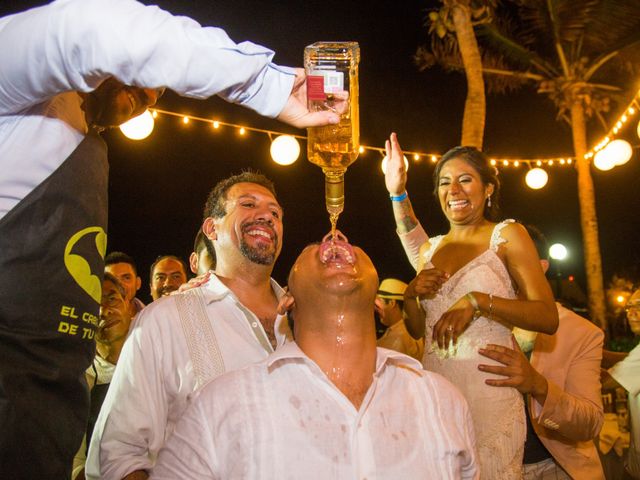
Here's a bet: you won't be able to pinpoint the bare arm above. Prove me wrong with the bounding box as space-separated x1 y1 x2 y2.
432 222 558 348
384 133 420 234
486 222 558 334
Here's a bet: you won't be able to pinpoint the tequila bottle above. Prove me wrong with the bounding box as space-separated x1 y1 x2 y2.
305 42 360 235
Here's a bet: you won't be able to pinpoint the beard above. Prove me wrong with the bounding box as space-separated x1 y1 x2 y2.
239 220 279 265
240 238 276 265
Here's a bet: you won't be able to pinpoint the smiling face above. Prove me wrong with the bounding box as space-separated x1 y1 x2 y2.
436 157 494 225
150 258 187 300
98 278 132 345
212 182 283 266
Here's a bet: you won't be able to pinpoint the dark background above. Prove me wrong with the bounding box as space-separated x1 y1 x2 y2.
3 0 639 304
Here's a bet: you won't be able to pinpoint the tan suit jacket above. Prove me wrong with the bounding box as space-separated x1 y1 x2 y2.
529 304 605 479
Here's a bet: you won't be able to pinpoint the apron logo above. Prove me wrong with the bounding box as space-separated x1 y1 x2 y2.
64 227 107 304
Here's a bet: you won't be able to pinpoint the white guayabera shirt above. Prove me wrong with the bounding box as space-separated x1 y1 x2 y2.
151 342 479 480
87 275 290 480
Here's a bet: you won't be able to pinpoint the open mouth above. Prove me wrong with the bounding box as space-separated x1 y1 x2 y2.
318 231 355 265
448 199 470 211
243 223 275 243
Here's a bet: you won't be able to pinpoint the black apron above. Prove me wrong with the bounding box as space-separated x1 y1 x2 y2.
0 131 108 479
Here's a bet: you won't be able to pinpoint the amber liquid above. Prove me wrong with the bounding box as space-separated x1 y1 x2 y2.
305 43 359 236
329 212 339 239
307 95 359 237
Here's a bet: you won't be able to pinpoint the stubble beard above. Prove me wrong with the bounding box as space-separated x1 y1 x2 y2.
240 238 277 266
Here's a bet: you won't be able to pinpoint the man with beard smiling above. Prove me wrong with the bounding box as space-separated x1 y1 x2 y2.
87 172 291 480
149 255 188 301
151 232 478 480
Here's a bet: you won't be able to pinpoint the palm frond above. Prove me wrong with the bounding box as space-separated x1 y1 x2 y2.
475 22 558 77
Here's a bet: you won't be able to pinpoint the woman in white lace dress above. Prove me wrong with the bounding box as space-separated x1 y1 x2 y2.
383 133 558 478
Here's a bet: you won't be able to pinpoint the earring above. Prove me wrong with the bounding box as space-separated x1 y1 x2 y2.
487 194 492 207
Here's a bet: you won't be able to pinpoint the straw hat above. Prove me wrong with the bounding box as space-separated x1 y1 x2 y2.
377 278 408 301
627 289 640 309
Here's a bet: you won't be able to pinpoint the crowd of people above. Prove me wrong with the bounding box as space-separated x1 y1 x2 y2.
1 1 638 480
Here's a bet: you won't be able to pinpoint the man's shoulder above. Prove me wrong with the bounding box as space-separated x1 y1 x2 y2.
556 305 604 341
385 357 468 405
134 294 179 325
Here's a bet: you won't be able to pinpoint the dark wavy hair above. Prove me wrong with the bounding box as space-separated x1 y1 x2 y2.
203 170 277 220
432 146 501 221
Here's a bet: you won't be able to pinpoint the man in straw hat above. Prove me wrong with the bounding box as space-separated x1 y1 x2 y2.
376 278 424 361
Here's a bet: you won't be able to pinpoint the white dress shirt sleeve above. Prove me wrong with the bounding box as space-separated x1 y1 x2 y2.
86 309 173 480
610 343 640 397
0 0 294 118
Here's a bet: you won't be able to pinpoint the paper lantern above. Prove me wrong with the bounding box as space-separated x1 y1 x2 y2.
525 168 548 189
593 148 616 171
270 135 300 165
381 155 409 174
120 110 154 140
607 139 633 166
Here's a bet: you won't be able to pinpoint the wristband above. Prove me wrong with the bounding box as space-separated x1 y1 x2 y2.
390 191 408 202
465 292 482 321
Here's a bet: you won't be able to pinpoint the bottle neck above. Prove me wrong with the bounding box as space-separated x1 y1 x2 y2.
324 170 344 216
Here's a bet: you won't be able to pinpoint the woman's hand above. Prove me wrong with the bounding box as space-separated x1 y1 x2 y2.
405 268 449 301
384 132 407 195
432 294 476 349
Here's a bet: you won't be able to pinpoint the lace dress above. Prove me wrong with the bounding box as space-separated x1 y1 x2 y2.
419 220 525 479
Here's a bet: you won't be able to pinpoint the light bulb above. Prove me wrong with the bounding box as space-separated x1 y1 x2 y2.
549 243 568 261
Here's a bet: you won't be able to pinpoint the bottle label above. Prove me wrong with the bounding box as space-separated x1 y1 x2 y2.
308 70 345 100
307 75 326 100
322 71 344 93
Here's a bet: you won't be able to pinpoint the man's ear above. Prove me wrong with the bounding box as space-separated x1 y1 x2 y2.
540 259 550 274
277 289 295 316
189 252 198 275
135 276 142 292
374 297 385 315
202 218 217 242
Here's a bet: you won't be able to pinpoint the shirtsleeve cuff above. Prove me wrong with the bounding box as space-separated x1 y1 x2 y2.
238 63 295 118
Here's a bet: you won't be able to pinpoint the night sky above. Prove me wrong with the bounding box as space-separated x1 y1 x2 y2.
3 0 639 304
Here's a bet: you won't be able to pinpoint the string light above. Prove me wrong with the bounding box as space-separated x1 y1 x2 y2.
142 104 636 171
584 88 640 161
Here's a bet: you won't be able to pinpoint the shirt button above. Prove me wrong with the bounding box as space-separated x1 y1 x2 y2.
252 322 258 328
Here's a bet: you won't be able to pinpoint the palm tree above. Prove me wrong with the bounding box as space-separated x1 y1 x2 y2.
417 0 494 149
416 0 640 332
